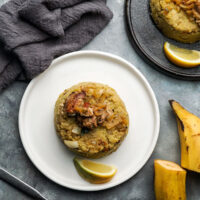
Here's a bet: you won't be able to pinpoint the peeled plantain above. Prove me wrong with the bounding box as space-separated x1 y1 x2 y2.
170 100 200 173
154 160 186 200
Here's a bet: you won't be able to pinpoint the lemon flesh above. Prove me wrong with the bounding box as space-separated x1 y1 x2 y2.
164 42 200 68
73 157 117 184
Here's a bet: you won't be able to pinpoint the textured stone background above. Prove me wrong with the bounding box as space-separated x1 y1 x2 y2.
0 0 200 199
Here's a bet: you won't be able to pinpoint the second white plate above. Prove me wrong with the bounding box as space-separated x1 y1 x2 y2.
19 51 160 191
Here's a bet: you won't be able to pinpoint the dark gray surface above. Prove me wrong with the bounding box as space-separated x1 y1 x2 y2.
0 167 47 199
0 0 200 199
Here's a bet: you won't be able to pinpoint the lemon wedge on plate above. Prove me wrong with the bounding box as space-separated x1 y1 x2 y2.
73 157 117 184
164 42 200 68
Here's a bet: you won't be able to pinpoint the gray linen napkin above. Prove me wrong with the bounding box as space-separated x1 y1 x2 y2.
0 0 113 91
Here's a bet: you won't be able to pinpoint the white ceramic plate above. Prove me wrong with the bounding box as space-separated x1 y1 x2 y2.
19 51 160 191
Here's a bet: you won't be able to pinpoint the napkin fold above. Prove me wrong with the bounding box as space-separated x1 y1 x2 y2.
0 0 113 91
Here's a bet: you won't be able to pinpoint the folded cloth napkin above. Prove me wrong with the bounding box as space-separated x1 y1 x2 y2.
0 0 113 91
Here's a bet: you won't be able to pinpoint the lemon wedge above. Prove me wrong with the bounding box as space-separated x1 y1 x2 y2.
164 42 200 68
73 157 117 184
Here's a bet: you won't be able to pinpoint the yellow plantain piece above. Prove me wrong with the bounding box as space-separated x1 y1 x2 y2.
154 160 186 200
170 100 200 173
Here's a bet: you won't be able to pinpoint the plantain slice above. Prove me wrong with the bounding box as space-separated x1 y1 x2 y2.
154 159 186 200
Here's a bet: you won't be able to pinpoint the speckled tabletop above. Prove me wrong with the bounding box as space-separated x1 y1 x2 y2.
0 0 200 200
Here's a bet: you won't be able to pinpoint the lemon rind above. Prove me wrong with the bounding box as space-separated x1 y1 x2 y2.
164 42 200 66
74 158 117 178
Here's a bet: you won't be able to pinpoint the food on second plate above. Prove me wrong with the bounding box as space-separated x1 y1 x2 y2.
73 157 117 184
54 82 129 159
150 0 200 43
164 42 200 67
172 0 200 27
170 100 200 173
154 160 186 200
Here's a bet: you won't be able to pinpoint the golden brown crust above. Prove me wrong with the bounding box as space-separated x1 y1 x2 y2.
54 82 129 159
150 0 200 43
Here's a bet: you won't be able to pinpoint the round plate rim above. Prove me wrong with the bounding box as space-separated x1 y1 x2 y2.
18 50 160 191
126 0 200 81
